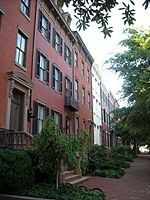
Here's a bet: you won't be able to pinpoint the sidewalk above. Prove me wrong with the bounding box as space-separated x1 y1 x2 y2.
81 155 150 200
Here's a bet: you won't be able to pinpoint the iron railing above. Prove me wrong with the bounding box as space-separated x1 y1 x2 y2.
65 95 79 111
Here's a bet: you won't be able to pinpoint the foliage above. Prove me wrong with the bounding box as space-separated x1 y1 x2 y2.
0 149 34 193
108 28 150 145
66 130 91 173
93 169 124 178
111 145 131 155
60 0 150 37
29 117 69 187
88 145 108 172
17 183 106 200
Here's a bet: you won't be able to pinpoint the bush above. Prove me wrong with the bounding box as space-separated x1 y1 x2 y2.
0 149 34 193
17 183 106 200
88 145 108 172
111 145 131 156
93 169 124 178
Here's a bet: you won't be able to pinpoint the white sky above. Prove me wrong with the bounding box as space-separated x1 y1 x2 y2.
64 1 150 106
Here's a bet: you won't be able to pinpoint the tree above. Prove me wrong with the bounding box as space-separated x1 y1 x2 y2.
30 117 69 190
108 28 150 145
59 0 150 37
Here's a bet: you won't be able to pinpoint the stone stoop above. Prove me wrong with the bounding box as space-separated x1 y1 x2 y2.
63 170 89 185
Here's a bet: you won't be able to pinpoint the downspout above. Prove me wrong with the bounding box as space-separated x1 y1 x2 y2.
29 0 38 133
72 42 75 134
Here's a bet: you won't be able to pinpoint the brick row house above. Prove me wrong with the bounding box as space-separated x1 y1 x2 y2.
0 0 94 148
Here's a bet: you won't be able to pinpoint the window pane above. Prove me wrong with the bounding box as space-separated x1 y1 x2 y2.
17 34 21 48
40 68 44 81
40 56 45 69
21 37 26 52
15 49 19 63
19 51 24 66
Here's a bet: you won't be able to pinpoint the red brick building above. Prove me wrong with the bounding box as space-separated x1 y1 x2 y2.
0 0 94 142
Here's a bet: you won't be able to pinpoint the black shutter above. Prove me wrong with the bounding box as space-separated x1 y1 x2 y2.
70 50 72 66
70 81 72 97
45 106 49 117
47 21 51 42
45 59 50 84
59 113 62 131
32 101 38 134
36 50 40 77
52 28 56 47
52 64 55 89
60 36 63 55
51 109 54 118
38 10 42 32
60 71 62 93
64 43 66 61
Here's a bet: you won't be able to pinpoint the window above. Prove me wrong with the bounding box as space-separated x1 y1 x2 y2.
0 9 4 30
51 109 62 131
36 50 50 84
88 92 91 110
33 102 49 134
74 52 78 67
81 62 85 76
87 69 90 82
38 10 51 42
66 117 70 134
66 77 72 97
75 117 79 135
64 43 72 65
21 0 30 17
82 87 85 105
53 28 63 55
75 79 79 100
52 64 62 93
103 109 106 123
83 120 86 130
15 31 27 67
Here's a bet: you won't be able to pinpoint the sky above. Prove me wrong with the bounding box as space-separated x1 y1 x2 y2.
64 1 150 106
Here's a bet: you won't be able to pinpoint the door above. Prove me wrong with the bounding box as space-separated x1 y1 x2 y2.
9 89 24 131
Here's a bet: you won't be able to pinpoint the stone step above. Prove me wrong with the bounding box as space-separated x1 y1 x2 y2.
64 170 75 176
67 176 89 185
65 174 82 182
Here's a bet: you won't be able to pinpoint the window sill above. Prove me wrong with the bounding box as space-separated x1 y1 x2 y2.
20 10 31 22
37 78 49 86
53 89 63 95
15 62 27 72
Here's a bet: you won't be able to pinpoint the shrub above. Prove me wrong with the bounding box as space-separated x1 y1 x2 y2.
18 183 106 200
93 169 124 178
0 149 34 193
88 145 108 172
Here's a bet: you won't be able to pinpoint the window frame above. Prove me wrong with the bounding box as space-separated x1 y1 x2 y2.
75 79 79 100
53 28 63 55
36 50 50 84
88 92 91 110
51 109 62 131
15 31 27 68
81 61 85 76
74 51 78 68
75 117 79 135
52 64 62 93
82 86 85 105
38 10 51 42
20 0 30 17
64 43 72 66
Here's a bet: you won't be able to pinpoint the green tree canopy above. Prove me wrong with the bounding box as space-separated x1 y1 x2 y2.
108 28 150 145
60 0 150 37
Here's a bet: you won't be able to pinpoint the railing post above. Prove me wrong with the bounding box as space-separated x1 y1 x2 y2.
75 152 82 175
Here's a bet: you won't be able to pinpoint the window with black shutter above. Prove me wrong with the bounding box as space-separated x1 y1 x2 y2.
36 50 50 84
64 43 72 66
33 101 49 134
52 64 63 93
38 10 51 42
53 28 63 55
51 109 62 131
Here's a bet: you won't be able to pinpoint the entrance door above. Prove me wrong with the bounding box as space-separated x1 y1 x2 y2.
9 89 24 131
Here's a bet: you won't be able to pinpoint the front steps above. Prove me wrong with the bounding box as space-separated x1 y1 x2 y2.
62 170 89 185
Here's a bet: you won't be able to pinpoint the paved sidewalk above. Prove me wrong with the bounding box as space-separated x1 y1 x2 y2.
81 155 150 200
